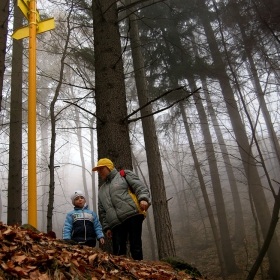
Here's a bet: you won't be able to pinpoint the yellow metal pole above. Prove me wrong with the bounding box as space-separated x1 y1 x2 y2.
28 0 37 228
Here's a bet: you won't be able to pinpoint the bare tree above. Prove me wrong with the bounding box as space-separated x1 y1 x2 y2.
7 2 23 225
197 0 280 277
47 3 73 232
179 101 227 280
190 76 237 274
125 0 176 259
0 0 9 110
92 0 132 169
74 105 90 206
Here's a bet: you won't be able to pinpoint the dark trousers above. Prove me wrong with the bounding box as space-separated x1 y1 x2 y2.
112 215 144 260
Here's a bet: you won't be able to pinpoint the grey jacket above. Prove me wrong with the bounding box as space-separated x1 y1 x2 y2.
98 168 151 232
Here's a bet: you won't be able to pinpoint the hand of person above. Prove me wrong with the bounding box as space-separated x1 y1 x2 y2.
139 200 149 211
106 229 112 239
99 238 105 245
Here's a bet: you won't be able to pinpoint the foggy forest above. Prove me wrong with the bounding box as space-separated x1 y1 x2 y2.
0 0 280 279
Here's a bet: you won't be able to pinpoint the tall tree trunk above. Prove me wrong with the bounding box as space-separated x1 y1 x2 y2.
38 95 49 232
188 76 237 274
126 0 176 258
160 149 186 232
90 117 97 213
236 7 280 168
47 5 72 232
92 0 132 170
200 73 246 245
197 0 280 277
0 0 9 110
74 106 90 207
132 152 157 260
179 101 227 280
7 4 23 225
247 188 280 280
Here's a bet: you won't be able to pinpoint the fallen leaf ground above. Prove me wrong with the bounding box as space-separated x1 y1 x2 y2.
0 223 207 280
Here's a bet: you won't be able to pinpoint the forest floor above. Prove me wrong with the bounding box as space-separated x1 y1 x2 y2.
0 223 207 279
0 222 274 280
190 241 272 280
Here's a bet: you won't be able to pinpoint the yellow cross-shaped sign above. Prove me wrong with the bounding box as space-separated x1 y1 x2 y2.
11 0 55 229
12 0 55 40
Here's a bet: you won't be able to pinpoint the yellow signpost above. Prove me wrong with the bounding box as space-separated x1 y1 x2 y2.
12 0 55 228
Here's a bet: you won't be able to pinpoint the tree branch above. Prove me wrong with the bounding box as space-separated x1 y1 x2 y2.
127 88 200 123
124 86 184 121
63 101 104 124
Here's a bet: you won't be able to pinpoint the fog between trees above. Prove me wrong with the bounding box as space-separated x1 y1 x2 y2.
1 0 280 279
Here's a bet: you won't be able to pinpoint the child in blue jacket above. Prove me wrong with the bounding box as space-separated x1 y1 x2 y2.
63 190 105 247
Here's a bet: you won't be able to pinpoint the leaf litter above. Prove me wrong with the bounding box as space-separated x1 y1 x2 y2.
0 222 207 280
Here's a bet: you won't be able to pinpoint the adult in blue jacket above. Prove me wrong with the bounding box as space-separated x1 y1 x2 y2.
93 158 151 260
63 190 105 247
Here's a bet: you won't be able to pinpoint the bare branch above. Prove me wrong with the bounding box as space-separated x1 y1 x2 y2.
124 86 184 121
63 100 104 124
128 88 200 123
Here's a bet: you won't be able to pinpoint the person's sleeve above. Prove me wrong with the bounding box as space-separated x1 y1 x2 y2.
62 213 73 239
98 197 110 232
92 211 104 240
125 170 151 205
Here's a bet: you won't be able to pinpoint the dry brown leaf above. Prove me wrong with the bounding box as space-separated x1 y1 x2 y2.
0 223 207 280
9 245 17 251
137 271 150 277
3 228 13 236
46 249 56 254
88 253 98 265
13 266 29 276
40 273 52 280
1 244 9 252
109 269 119 274
11 254 27 264
71 259 80 267
32 244 41 251
54 270 67 280
29 269 42 279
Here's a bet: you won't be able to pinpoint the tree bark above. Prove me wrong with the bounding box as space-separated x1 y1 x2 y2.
90 117 97 213
197 0 280 277
200 73 246 245
0 0 9 110
92 0 132 170
246 187 280 280
189 76 237 274
38 91 49 232
7 4 23 225
126 0 176 258
74 106 90 207
132 152 157 260
235 5 280 168
47 5 72 232
180 101 227 280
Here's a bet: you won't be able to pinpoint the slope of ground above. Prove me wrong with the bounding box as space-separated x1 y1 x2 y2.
0 223 206 279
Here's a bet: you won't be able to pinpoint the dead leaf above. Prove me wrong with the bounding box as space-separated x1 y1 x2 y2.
46 249 56 254
71 259 79 267
138 271 150 277
11 254 27 264
88 253 98 265
30 269 42 279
